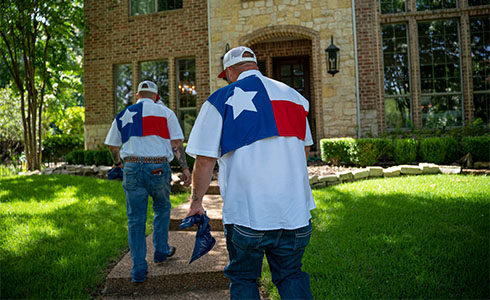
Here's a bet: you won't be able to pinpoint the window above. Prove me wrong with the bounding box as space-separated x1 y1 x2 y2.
114 64 133 115
380 0 406 14
130 0 182 16
416 0 457 11
382 23 411 128
418 19 462 128
470 15 490 125
469 0 490 6
176 58 197 138
140 60 169 105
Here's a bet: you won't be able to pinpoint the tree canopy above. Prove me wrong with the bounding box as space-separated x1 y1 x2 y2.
0 0 83 170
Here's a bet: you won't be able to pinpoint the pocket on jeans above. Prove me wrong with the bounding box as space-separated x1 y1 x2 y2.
232 225 264 250
294 222 312 250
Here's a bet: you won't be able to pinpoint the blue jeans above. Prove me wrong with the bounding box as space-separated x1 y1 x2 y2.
122 162 172 282
224 221 313 300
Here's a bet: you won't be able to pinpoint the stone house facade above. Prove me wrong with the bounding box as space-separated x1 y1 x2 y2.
84 0 489 151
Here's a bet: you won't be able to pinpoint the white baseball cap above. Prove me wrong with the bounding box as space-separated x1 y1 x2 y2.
137 80 158 94
218 46 257 79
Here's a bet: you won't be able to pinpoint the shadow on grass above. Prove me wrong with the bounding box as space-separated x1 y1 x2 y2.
307 179 489 299
0 175 129 299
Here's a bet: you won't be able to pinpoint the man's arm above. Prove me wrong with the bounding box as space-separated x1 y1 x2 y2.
171 139 191 186
185 155 217 217
108 146 123 167
305 146 310 161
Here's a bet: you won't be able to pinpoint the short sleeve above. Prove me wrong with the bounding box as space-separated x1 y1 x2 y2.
167 110 184 141
185 101 223 158
105 119 122 146
304 118 313 146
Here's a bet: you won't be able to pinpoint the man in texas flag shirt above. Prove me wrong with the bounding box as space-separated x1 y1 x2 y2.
105 80 191 283
185 46 315 299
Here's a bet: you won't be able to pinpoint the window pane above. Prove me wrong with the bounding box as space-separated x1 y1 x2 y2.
177 58 197 138
178 109 197 140
470 15 490 126
474 93 489 125
140 60 169 106
421 95 462 127
158 0 183 11
416 0 457 11
469 0 490 6
418 19 461 93
470 16 490 92
382 23 411 128
114 64 133 115
382 24 410 96
386 97 411 128
380 0 406 14
131 0 155 16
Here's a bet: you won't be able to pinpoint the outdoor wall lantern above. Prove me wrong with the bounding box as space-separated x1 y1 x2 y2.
325 36 340 76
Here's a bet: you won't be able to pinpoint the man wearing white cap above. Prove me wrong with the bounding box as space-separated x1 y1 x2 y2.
185 46 315 299
105 80 191 283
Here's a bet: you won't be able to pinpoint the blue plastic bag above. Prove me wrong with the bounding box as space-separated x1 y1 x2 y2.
107 167 123 180
179 213 216 264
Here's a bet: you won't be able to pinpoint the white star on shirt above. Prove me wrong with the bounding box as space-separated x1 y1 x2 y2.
225 87 258 119
120 109 138 128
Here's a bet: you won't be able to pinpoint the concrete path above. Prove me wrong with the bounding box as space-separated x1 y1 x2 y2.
101 181 231 299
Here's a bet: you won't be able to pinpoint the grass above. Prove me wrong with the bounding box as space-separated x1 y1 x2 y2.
0 174 189 299
262 174 489 299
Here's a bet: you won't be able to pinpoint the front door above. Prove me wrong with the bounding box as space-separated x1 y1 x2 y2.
273 56 316 151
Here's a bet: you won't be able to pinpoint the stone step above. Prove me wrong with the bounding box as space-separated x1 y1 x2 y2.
206 180 220 195
102 288 230 300
170 194 223 231
103 230 229 296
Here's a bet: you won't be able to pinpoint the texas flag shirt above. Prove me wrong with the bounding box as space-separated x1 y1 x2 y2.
186 70 315 230
105 98 183 160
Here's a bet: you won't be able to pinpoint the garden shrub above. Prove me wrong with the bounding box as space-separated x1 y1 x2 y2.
94 149 112 166
320 138 357 166
419 136 459 164
356 138 393 166
83 150 96 166
461 136 490 162
66 150 85 165
42 134 84 162
393 138 418 164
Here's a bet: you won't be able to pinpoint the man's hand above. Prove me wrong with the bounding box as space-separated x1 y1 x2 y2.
186 193 205 217
180 168 191 187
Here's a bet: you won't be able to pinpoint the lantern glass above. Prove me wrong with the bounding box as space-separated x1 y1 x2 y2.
326 36 340 76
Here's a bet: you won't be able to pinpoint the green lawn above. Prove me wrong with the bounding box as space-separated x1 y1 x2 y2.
262 174 489 299
0 175 189 299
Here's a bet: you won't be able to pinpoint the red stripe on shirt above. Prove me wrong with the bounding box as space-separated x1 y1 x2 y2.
271 100 307 140
142 116 170 139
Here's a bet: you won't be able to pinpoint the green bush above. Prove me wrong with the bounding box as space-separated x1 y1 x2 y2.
393 138 418 164
419 137 459 164
66 150 85 165
356 138 393 166
83 150 96 166
94 149 112 166
320 138 357 166
462 136 490 162
42 134 84 162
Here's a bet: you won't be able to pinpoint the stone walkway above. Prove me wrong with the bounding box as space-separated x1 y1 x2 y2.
100 181 231 299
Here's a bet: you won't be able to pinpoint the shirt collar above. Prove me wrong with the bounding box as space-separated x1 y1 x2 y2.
137 98 154 104
237 69 262 81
